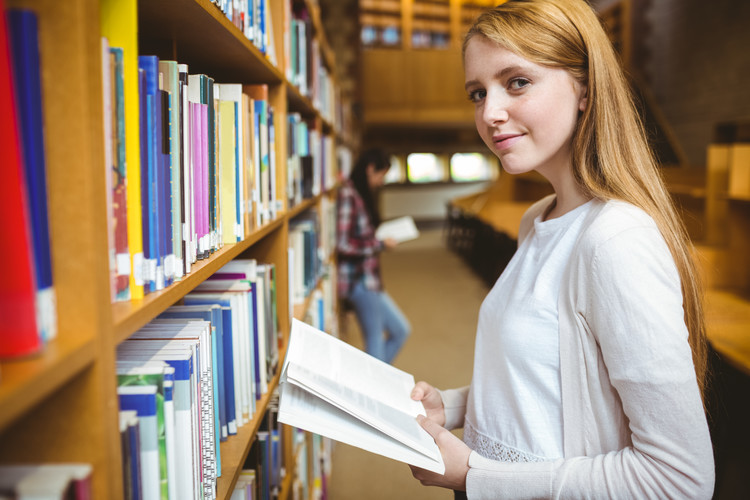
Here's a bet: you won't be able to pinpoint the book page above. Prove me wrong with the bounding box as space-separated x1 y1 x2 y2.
279 381 445 474
375 216 420 243
280 319 444 472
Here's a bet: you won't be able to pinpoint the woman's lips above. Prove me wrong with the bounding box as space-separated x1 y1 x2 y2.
493 133 523 151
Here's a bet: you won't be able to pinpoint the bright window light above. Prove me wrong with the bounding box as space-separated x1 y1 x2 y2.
450 153 497 182
407 153 444 183
384 155 404 184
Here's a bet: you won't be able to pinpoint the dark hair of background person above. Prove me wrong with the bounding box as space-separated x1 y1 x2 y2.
349 148 391 227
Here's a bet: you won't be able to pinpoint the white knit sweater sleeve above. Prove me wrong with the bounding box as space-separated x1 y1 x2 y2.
438 386 470 431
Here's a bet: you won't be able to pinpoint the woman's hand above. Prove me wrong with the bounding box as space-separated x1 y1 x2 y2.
382 237 398 249
411 381 445 426
409 415 471 491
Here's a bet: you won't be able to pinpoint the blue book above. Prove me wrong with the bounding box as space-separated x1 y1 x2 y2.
139 55 163 291
7 9 55 341
183 296 237 436
118 385 160 500
138 67 153 293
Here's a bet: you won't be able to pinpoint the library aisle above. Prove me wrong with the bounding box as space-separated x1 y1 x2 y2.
329 227 486 499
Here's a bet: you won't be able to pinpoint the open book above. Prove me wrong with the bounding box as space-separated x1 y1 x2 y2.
278 319 445 474
375 216 420 243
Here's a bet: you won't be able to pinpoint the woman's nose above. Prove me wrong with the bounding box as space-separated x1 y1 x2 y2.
482 93 509 125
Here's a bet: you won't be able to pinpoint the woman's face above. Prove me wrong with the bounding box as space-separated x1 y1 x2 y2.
464 35 587 184
366 164 389 188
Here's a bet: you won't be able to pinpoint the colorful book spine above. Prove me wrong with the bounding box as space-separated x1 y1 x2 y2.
0 0 40 358
7 8 56 342
111 47 131 301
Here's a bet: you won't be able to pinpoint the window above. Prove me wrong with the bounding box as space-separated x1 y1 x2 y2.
384 155 405 184
450 152 498 182
407 153 445 183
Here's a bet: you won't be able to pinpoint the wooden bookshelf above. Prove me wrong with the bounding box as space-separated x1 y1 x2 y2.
0 0 347 498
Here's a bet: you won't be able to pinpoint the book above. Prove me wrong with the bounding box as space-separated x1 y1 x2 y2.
159 60 184 280
119 409 141 500
375 216 420 243
109 46 131 301
118 339 201 499
101 0 145 299
7 8 57 343
216 83 241 245
0 0 40 359
278 319 445 474
131 320 218 498
118 384 161 500
117 360 176 500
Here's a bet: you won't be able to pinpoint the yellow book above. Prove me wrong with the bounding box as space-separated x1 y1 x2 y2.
101 0 143 299
217 84 240 244
243 93 256 236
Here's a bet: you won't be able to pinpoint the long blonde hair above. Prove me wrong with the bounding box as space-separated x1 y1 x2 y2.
464 0 708 398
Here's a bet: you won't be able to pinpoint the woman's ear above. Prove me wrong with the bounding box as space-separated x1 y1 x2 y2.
578 84 588 112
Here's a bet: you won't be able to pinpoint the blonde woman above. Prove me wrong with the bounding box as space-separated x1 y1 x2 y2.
410 0 714 497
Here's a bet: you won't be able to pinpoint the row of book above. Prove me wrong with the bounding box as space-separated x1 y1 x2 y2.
212 0 274 62
102 39 283 301
289 431 332 500
210 0 337 125
286 2 335 124
117 258 280 500
286 113 337 208
1 6 56 358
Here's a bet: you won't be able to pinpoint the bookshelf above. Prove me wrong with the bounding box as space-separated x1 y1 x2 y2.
0 0 347 498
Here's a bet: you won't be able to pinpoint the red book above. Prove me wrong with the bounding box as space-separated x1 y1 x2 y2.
0 0 41 358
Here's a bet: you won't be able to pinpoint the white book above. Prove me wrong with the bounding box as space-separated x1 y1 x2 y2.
278 319 445 474
375 216 420 243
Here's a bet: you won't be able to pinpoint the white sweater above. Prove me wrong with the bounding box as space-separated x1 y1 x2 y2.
441 195 714 499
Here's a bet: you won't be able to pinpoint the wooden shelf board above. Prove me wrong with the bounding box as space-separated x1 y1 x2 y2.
138 0 283 85
0 334 96 431
113 218 284 343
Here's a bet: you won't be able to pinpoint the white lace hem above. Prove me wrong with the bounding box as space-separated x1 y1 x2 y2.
464 420 545 463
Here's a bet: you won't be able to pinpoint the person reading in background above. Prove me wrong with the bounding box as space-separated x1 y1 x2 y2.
336 148 411 364
409 0 714 498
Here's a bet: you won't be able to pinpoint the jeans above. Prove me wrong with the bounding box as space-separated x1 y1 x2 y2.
348 280 411 363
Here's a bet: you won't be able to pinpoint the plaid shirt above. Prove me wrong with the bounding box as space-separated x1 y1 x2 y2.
336 179 384 298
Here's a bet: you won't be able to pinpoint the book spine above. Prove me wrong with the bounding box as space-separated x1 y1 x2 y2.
111 47 131 301
0 2 41 358
7 8 56 342
101 0 144 299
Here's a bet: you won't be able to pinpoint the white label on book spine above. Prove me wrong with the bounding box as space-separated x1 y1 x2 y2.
133 252 145 286
174 258 184 280
116 252 131 276
164 254 175 278
155 264 165 290
147 259 157 283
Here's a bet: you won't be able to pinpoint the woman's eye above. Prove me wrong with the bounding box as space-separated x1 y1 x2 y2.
467 89 486 103
509 78 531 91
